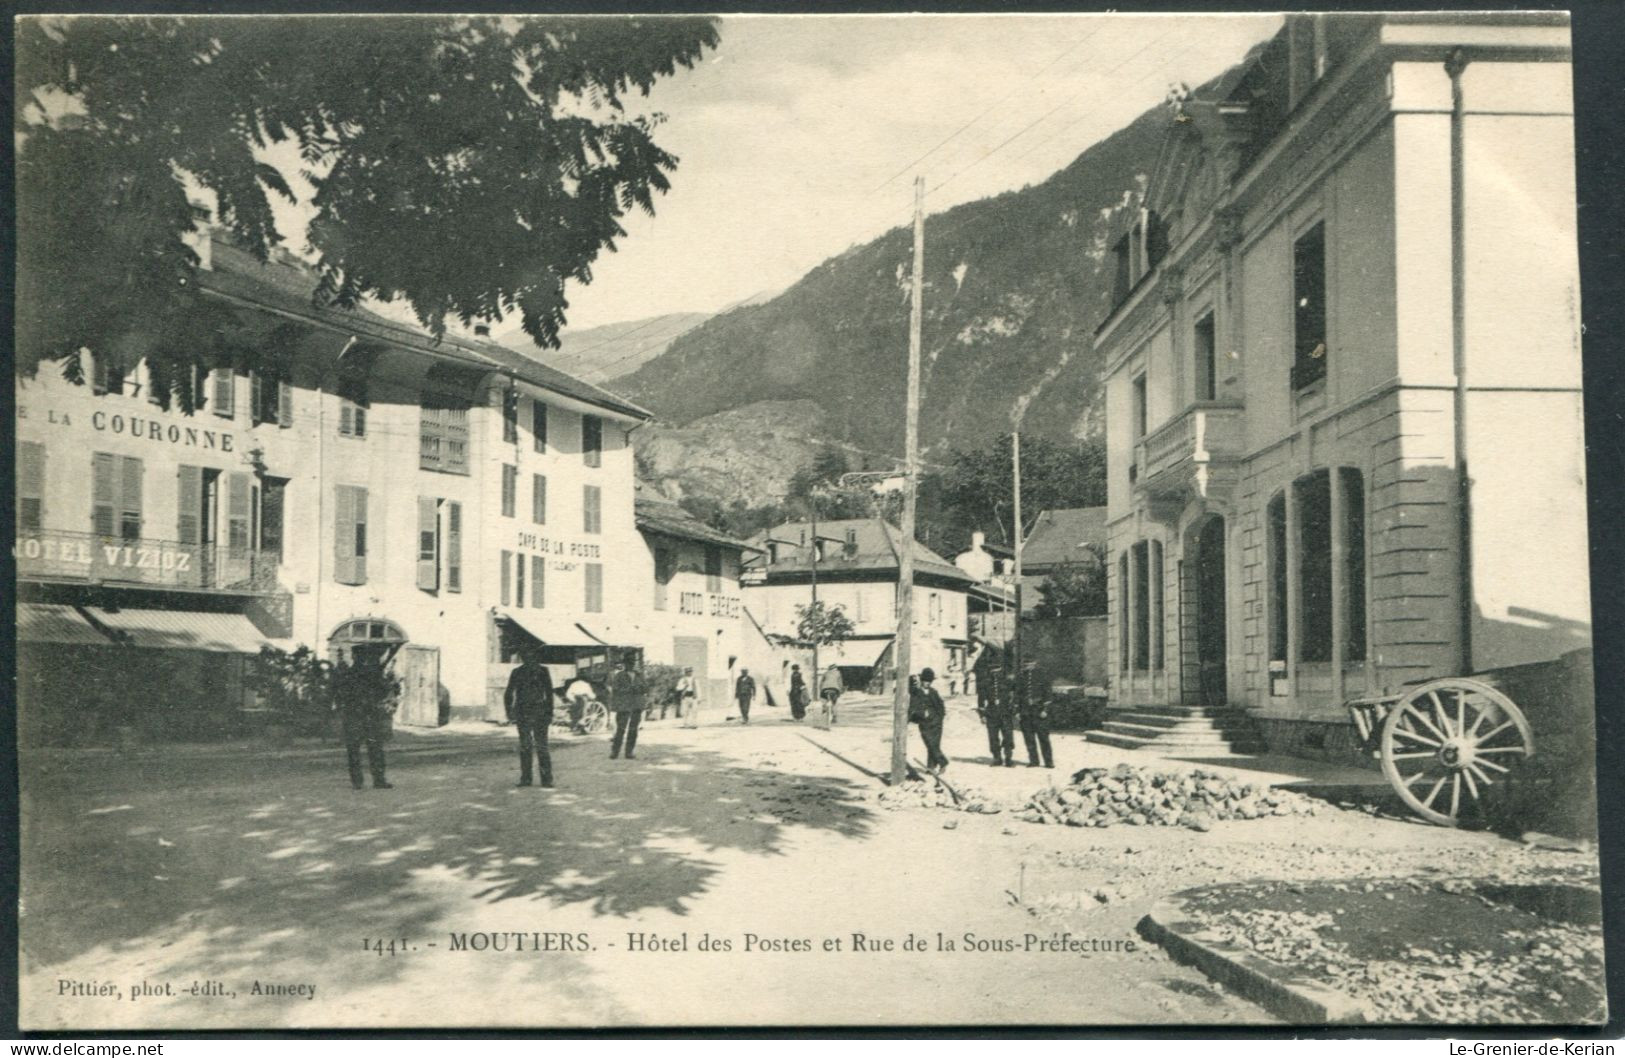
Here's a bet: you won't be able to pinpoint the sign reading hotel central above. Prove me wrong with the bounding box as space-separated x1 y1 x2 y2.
19 405 237 452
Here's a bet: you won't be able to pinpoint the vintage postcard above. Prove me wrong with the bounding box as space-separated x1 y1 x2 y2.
13 9 1607 1030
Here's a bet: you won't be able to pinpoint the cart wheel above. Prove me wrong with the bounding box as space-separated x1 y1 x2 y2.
583 702 608 735
1379 678 1534 826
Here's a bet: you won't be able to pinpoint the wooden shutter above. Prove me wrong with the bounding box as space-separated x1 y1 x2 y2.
419 402 443 468
250 372 265 424
532 400 547 453
584 485 601 534
262 479 285 561
340 401 354 436
446 405 469 474
213 369 235 417
92 452 116 537
278 378 293 428
335 484 369 585
532 473 546 524
119 456 143 539
446 501 462 592
585 563 603 612
18 442 44 533
531 554 545 609
228 472 251 549
502 464 516 517
416 496 440 591
583 415 602 468
352 486 368 583
176 466 203 544
515 550 526 608
500 550 512 607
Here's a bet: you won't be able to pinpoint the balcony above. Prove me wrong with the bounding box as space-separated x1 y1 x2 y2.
1133 401 1246 512
15 529 282 595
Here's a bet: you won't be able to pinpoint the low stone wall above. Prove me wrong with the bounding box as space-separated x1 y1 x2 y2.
1253 717 1377 771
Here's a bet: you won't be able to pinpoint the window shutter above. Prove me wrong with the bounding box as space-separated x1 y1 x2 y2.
92 453 116 537
532 401 547 453
417 496 440 591
251 372 265 424
500 550 512 607
262 479 285 561
354 402 366 437
177 466 202 545
340 402 354 436
501 464 516 518
532 473 546 524
213 370 234 417
227 472 251 549
278 378 292 428
19 442 45 533
515 550 526 608
335 485 367 585
352 486 368 583
531 554 545 609
446 501 462 592
420 402 443 468
583 415 603 468
585 563 603 612
446 405 469 473
120 456 143 539
583 485 601 534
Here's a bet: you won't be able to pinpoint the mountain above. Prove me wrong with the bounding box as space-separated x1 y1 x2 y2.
494 311 710 384
613 98 1175 463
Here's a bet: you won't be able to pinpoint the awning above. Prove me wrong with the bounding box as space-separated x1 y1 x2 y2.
820 638 893 668
498 611 614 649
17 603 112 646
83 607 270 654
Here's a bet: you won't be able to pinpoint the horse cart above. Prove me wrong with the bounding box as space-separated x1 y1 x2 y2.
1347 678 1535 826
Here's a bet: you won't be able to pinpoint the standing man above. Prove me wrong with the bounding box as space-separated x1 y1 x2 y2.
1017 660 1054 769
915 668 949 773
973 642 1014 767
609 652 646 760
505 645 556 787
819 662 844 725
788 664 808 722
665 667 697 722
336 653 397 790
734 667 757 724
680 667 703 729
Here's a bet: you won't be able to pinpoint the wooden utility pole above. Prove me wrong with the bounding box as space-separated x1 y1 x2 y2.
891 176 925 785
1012 430 1024 673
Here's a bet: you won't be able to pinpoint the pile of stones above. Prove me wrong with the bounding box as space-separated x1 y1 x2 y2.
875 778 1003 815
1020 763 1322 829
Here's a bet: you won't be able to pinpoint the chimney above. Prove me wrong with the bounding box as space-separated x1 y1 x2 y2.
474 324 491 338
972 530 986 550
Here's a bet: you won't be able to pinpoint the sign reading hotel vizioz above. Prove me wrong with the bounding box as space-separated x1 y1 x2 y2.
19 405 238 452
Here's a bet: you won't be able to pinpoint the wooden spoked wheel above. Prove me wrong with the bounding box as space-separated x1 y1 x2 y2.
581 701 609 735
1379 678 1533 826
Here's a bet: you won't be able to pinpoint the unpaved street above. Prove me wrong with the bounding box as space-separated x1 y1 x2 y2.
19 698 1592 1029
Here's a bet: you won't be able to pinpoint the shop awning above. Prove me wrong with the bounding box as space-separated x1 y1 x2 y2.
83 607 271 653
820 638 893 668
498 612 614 649
17 603 112 646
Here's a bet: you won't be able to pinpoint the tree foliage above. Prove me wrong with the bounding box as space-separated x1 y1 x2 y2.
16 15 719 408
1033 548 1108 619
794 600 856 649
918 434 1106 556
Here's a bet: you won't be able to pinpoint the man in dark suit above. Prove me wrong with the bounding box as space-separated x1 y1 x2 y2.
505 645 556 787
734 668 757 724
1016 660 1054 769
973 642 1014 767
337 652 397 790
609 652 647 760
916 668 949 773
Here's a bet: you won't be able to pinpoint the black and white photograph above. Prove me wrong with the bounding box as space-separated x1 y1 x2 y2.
11 8 1612 1031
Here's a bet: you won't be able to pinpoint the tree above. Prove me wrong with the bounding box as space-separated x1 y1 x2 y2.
923 434 1106 555
794 600 856 650
16 15 720 409
1033 551 1108 619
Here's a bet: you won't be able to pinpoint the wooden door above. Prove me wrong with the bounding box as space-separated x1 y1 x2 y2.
394 644 441 727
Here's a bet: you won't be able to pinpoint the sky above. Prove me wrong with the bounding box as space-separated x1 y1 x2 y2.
258 14 1283 340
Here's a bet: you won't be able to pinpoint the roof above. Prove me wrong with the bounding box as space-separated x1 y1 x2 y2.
634 492 761 553
200 237 652 422
1020 507 1108 570
746 518 973 585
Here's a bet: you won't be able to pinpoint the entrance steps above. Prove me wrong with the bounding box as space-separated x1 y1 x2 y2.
1088 704 1267 756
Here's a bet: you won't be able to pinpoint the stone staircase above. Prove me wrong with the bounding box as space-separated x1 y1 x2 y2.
1087 704 1267 756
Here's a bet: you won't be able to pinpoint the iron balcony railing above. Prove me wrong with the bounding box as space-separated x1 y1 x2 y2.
14 528 282 594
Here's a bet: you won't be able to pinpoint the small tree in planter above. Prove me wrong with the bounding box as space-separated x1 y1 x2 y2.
248 645 336 737
796 601 856 697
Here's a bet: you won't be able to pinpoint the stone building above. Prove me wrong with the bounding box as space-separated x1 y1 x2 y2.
1096 14 1589 755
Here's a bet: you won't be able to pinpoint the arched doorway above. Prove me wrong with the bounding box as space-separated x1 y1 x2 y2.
327 617 408 666
328 618 442 728
1194 517 1228 707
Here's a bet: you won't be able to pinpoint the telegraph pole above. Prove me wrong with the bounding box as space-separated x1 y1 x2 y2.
1012 430 1024 673
892 176 925 785
810 486 820 724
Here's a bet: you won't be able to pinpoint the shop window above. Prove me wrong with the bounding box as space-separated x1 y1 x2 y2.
532 400 548 453
582 415 603 468
18 441 45 534
334 483 368 585
92 452 143 541
531 554 545 609
654 547 675 611
445 501 462 592
501 463 517 518
583 484 602 534
1267 492 1288 663
532 473 547 525
1292 221 1327 390
706 546 723 593
1194 311 1217 402
585 562 604 613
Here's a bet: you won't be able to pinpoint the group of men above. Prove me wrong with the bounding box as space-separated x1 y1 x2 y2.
970 639 1054 770
503 647 666 788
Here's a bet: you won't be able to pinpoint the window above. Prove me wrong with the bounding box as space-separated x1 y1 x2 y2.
176 466 210 545
92 453 143 541
1267 492 1289 662
261 477 287 562
582 415 603 468
445 501 462 592
417 496 440 591
532 473 547 525
250 370 292 427
420 372 473 474
584 562 604 612
19 442 45 533
654 547 676 611
92 356 125 397
503 386 519 444
1292 221 1328 390
1132 541 1150 670
583 484 602 534
1296 470 1334 662
1194 311 1217 402
1132 374 1148 441
929 592 942 626
531 554 546 609
705 546 723 594
1118 553 1131 672
844 527 858 556
500 550 512 606
501 464 517 518
1343 469 1368 662
532 400 548 453
515 546 526 607
210 369 235 418
1150 540 1165 670
338 377 368 438
334 484 368 585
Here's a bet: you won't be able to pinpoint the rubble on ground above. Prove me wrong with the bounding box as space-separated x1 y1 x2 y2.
1020 763 1323 829
874 778 1003 815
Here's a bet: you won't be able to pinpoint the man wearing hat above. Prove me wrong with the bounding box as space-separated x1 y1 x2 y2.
915 668 949 773
504 644 556 787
